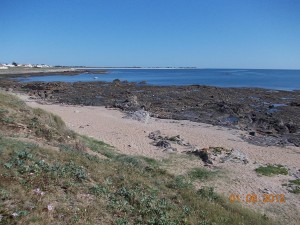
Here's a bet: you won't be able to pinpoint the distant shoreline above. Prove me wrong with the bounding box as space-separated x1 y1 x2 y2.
5 68 300 91
0 67 107 78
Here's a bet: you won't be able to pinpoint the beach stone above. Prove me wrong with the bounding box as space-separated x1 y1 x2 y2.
163 147 177 153
290 102 300 107
128 95 139 106
149 130 162 140
260 188 271 194
291 169 300 179
112 79 121 85
249 131 256 136
286 123 298 133
186 149 213 164
156 140 171 148
38 91 45 99
220 149 249 164
125 109 150 122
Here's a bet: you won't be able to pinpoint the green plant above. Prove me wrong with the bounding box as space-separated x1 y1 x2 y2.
139 156 158 167
116 218 128 225
115 155 142 167
167 175 191 189
289 179 300 185
188 168 217 181
197 186 220 202
1 117 14 124
79 135 115 158
285 179 300 194
89 184 108 196
255 165 288 176
0 188 10 200
0 108 8 114
212 147 223 155
290 187 300 194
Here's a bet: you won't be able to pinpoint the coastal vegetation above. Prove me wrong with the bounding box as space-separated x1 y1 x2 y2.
0 91 277 224
188 168 218 181
282 179 300 194
255 165 288 176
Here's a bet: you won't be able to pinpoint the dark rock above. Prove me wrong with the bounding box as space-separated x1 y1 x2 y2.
38 92 45 99
249 131 256 136
186 149 212 164
112 79 121 85
290 102 300 107
288 136 300 147
156 140 171 148
286 123 298 133
139 80 147 85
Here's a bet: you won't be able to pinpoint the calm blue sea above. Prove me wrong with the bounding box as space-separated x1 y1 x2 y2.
17 69 300 91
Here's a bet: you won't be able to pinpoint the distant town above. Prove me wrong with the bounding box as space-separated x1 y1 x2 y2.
0 62 197 70
0 62 52 69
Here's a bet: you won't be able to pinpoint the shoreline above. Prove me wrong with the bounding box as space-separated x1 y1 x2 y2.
0 67 107 78
14 91 300 225
1 79 298 148
2 68 300 92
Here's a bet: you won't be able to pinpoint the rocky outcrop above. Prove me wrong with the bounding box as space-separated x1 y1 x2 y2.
2 80 300 147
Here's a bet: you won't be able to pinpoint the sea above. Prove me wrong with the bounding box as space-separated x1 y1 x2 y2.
17 69 300 91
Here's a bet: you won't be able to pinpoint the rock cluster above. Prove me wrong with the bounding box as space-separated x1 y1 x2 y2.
148 130 178 153
124 109 150 123
186 147 249 165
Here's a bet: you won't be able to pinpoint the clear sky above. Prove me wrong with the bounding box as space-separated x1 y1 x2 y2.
1 0 300 68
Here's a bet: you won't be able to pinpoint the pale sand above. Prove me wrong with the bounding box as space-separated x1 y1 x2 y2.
18 94 300 224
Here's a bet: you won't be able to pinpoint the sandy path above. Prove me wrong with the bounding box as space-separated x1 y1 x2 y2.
18 94 300 225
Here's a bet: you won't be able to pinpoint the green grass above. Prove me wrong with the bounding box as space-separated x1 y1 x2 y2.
0 91 75 142
79 135 115 158
0 91 278 225
283 179 300 194
188 167 218 181
1 116 14 124
289 179 300 185
255 165 288 176
290 187 300 194
211 147 224 155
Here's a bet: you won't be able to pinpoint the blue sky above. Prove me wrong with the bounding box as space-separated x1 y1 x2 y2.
1 0 300 68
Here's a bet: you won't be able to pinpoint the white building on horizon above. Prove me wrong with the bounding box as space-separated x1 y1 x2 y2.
0 64 8 69
0 62 52 68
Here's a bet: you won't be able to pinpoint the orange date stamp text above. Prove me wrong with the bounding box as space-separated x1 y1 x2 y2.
229 193 285 204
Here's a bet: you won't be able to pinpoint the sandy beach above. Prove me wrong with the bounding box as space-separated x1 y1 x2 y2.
15 92 300 225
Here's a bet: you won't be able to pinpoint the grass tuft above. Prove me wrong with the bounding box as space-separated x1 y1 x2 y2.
188 167 218 181
255 164 288 176
284 179 300 194
289 179 300 185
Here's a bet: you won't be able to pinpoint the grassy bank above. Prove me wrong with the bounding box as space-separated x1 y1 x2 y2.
0 91 277 224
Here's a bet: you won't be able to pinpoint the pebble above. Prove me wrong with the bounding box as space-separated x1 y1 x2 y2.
47 204 54 211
